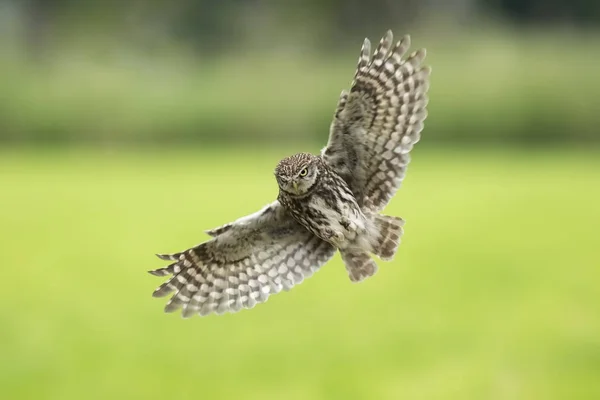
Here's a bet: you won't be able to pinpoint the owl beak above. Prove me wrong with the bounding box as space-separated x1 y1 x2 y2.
292 181 299 193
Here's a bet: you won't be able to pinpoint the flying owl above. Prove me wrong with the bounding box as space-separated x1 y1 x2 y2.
149 30 430 317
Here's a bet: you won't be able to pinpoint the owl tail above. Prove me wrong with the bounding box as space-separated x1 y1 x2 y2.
340 249 378 282
371 214 404 261
341 214 404 282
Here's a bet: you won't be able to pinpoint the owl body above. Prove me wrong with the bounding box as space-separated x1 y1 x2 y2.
277 154 373 251
150 30 431 316
274 152 403 281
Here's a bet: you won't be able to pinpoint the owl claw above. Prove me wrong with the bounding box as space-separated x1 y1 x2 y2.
324 228 345 248
340 217 350 229
340 217 358 233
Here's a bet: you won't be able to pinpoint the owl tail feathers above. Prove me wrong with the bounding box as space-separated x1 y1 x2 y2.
371 214 405 261
340 249 378 282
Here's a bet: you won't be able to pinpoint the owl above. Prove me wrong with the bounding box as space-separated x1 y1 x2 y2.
149 30 430 317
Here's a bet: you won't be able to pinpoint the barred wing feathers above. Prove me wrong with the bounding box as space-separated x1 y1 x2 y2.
322 31 431 212
149 201 335 317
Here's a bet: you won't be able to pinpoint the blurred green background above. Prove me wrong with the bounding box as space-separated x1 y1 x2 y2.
1 0 599 399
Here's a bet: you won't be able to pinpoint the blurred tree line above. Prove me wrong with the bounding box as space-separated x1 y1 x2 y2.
18 0 600 54
0 0 598 146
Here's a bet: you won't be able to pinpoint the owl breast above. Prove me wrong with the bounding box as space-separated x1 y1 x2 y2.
279 167 371 249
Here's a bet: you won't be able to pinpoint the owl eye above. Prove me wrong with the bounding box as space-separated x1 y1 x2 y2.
298 168 308 177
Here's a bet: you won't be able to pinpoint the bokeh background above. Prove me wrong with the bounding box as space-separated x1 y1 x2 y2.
1 1 599 399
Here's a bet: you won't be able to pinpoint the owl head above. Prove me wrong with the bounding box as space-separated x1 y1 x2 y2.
275 153 320 196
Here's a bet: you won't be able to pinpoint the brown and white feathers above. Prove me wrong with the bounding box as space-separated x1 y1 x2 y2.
150 202 335 317
150 31 430 317
322 30 430 212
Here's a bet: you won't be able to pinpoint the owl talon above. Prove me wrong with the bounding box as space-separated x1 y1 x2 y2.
324 228 345 247
340 217 358 233
340 217 350 229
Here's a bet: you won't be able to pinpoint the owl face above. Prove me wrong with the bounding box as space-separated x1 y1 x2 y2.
275 153 319 196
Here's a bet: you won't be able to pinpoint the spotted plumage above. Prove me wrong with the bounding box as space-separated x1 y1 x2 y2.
150 30 430 317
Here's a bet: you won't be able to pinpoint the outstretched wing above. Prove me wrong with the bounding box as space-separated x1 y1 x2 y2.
322 31 430 212
149 201 335 317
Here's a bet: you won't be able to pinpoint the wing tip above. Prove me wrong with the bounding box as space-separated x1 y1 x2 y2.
156 253 178 261
152 287 171 298
383 29 393 43
164 301 181 313
413 48 427 60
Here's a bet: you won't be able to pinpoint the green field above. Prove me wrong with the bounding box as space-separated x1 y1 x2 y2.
1 148 599 399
